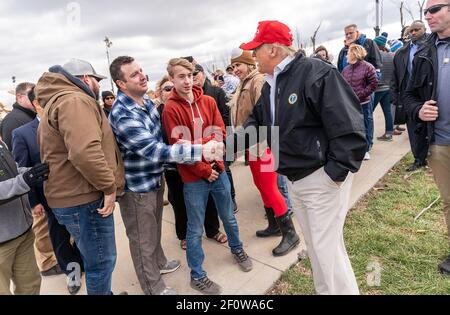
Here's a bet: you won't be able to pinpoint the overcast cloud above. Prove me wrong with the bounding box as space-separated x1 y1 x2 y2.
0 0 429 106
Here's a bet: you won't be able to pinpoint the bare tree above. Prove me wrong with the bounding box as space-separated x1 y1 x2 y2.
400 1 406 29
404 1 416 20
418 0 426 20
310 21 323 52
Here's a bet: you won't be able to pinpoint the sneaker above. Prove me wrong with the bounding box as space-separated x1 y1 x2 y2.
160 260 181 275
160 287 178 295
364 152 371 161
233 250 253 272
377 134 393 142
41 264 64 277
190 277 222 295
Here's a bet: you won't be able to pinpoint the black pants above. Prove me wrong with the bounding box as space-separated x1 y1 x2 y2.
165 170 220 240
45 207 84 275
406 117 428 164
225 161 236 204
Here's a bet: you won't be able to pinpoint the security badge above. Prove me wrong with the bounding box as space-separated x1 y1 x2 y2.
288 93 298 105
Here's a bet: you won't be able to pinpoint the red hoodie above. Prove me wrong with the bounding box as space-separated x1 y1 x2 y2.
162 85 226 184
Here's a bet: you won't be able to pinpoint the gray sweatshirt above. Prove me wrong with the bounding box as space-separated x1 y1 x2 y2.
0 141 32 244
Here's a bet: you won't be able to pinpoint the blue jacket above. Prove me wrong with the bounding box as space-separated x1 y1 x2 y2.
12 118 49 209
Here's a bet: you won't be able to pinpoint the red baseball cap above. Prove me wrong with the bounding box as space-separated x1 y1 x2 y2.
240 20 294 50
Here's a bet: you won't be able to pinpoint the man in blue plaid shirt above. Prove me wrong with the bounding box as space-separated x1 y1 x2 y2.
108 56 223 295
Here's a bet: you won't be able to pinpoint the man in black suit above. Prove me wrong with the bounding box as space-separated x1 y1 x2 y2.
391 20 429 172
11 87 84 295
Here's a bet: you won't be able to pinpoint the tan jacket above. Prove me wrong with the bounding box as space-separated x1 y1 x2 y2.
229 70 267 157
36 71 125 209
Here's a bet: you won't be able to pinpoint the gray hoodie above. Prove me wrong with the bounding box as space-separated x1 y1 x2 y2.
0 141 32 244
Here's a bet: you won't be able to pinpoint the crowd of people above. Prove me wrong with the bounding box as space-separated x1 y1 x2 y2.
0 0 449 296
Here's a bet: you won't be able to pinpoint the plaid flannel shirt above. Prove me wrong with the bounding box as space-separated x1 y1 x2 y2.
109 91 202 193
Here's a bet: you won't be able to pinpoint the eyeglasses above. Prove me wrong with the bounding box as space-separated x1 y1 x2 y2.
163 86 174 92
424 3 450 15
105 96 115 101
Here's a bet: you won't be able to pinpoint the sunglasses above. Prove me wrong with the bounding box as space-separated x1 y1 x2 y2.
163 86 174 92
105 96 115 100
424 3 450 15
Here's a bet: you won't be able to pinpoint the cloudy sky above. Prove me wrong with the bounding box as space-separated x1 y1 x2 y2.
0 0 429 106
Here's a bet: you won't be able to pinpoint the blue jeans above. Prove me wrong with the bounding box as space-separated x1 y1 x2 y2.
373 90 394 133
361 100 374 151
53 199 117 295
183 173 243 280
277 174 292 215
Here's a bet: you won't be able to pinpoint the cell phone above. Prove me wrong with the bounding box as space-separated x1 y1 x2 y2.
212 164 220 172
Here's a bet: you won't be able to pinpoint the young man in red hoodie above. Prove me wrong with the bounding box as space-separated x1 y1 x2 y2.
163 58 252 295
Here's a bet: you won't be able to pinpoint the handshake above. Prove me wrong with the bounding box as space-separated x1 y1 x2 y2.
202 140 225 162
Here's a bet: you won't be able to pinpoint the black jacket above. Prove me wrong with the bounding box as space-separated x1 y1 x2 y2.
0 103 36 150
391 35 428 107
233 53 367 182
391 42 411 107
203 79 230 126
404 33 439 147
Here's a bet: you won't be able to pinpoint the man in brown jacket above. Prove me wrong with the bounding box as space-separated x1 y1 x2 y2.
36 59 125 295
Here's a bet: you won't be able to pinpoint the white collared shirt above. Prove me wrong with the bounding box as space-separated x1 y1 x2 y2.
265 56 294 126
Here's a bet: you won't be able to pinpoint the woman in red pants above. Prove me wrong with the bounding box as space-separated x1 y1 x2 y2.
229 48 299 256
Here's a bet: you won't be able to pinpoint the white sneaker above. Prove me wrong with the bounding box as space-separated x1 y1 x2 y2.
364 152 371 161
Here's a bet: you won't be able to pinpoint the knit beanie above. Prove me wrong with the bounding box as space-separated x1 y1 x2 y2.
102 90 114 102
388 39 403 53
374 32 388 47
230 48 256 66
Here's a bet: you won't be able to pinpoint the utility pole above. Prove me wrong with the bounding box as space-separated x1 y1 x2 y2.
374 0 381 37
104 36 115 93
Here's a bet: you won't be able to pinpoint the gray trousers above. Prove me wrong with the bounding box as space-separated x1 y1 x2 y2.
119 184 168 295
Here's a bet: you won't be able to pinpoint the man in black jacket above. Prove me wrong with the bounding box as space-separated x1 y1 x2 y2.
404 0 450 275
0 82 36 150
391 20 429 171
337 24 382 72
232 20 367 295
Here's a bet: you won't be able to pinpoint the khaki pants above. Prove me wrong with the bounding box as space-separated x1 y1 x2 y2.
118 184 168 295
429 145 450 246
288 167 359 295
32 212 57 272
0 229 41 295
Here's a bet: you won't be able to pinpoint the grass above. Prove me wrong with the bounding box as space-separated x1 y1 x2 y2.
269 154 450 295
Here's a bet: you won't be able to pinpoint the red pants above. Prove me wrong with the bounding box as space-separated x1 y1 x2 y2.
247 148 287 217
